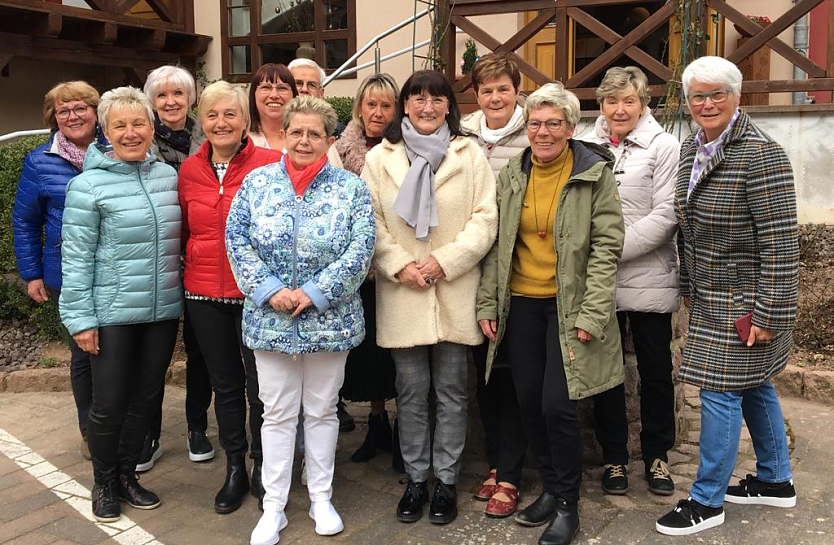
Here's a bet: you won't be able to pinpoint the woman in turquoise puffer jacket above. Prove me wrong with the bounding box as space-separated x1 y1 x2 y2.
226 96 374 545
59 87 182 524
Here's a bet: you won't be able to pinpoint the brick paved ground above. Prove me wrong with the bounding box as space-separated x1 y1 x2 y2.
0 385 832 545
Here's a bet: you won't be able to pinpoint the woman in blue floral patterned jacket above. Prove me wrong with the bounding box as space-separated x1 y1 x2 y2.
226 96 375 545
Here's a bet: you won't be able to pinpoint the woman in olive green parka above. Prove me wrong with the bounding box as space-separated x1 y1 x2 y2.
475 83 624 545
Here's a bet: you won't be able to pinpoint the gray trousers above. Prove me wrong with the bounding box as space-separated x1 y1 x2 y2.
392 342 468 485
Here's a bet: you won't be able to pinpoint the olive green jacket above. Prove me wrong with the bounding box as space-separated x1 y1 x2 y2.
476 140 626 400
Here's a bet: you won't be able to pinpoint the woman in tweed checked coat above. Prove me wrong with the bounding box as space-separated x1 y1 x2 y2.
656 57 799 537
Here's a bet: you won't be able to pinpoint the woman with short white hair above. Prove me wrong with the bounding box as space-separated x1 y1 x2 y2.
656 56 799 536
178 81 282 514
581 66 680 498
140 64 212 473
477 82 624 545
60 86 182 523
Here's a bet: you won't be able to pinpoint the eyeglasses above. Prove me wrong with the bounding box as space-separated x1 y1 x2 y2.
295 80 321 92
687 88 732 106
56 105 90 120
286 128 325 142
526 119 566 132
409 96 448 109
256 83 294 94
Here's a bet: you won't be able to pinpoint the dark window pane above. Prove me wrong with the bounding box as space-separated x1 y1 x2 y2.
229 7 250 36
324 0 348 30
228 0 249 6
231 45 251 73
324 39 349 70
261 42 304 67
261 0 315 34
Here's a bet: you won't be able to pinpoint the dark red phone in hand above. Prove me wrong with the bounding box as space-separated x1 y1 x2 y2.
734 312 753 343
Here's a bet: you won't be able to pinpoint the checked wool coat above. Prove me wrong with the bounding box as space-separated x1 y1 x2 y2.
675 110 799 392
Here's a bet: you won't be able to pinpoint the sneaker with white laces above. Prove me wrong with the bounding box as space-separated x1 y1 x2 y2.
250 510 288 545
300 457 307 486
656 498 724 536
309 500 344 536
724 474 797 508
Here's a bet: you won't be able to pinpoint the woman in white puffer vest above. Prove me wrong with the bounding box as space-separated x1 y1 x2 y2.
580 66 681 498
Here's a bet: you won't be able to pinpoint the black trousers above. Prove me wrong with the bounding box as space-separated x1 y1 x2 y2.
593 311 675 466
149 305 212 440
185 299 263 459
48 287 92 437
472 341 527 487
88 320 178 483
505 297 581 502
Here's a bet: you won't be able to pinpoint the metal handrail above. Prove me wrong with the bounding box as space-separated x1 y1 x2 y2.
0 129 50 144
337 28 464 78
323 5 435 86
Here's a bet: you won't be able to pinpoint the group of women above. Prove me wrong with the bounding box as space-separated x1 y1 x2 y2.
12 51 799 545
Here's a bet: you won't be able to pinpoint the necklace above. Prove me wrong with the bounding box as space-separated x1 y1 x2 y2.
531 155 568 239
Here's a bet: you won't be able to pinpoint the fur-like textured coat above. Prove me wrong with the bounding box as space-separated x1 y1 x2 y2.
335 121 374 175
362 136 498 348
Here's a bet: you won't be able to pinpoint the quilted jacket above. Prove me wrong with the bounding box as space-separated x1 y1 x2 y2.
581 109 681 313
675 110 799 392
179 137 282 299
12 130 107 290
461 108 529 180
225 157 375 354
59 144 183 335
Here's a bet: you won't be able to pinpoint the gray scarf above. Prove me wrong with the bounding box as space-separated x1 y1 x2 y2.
392 118 450 241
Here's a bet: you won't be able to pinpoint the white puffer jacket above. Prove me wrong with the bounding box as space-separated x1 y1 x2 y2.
581 109 681 313
461 108 529 179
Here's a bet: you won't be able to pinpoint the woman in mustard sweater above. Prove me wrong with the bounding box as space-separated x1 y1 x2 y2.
476 83 624 545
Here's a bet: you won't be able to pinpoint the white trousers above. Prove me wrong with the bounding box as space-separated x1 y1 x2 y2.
255 350 347 512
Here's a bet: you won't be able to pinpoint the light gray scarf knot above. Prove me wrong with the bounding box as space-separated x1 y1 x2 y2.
392 118 450 241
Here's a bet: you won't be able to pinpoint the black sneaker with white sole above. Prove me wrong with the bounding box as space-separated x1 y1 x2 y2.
187 430 215 462
135 436 162 473
724 474 796 508
656 498 724 536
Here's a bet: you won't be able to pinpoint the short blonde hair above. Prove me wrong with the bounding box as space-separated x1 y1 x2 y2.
143 65 197 108
198 81 250 133
98 86 155 134
352 73 399 127
43 81 100 130
596 66 650 105
524 82 581 129
283 96 338 137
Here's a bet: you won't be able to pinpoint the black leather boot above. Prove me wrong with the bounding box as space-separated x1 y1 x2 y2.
515 491 558 527
215 452 250 514
116 472 160 509
92 479 120 522
250 457 265 509
351 411 392 463
538 498 579 545
392 418 405 473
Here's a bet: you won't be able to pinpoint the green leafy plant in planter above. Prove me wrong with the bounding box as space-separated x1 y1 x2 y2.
324 96 354 127
461 39 479 75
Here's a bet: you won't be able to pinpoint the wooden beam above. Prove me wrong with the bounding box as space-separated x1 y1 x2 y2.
565 2 675 88
566 7 673 81
725 0 826 67
455 0 647 16
708 0 825 78
122 67 146 87
113 0 141 15
501 8 556 53
144 0 175 23
133 27 166 51
0 53 11 71
85 21 118 45
741 78 834 93
555 7 568 82
33 11 61 37
0 0 183 31
83 0 111 11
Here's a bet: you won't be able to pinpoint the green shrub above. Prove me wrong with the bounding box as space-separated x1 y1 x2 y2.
0 135 48 274
325 96 355 127
0 277 64 341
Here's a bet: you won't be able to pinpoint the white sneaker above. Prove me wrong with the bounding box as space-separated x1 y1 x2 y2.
300 458 307 487
250 510 287 545
309 500 344 536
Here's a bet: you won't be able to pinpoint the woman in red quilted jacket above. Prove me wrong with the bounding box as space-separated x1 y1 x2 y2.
178 81 282 514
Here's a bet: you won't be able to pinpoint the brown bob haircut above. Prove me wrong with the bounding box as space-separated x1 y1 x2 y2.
248 63 298 134
470 52 521 94
43 81 101 130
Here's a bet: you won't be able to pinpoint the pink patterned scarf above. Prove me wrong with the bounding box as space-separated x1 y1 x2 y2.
55 131 88 170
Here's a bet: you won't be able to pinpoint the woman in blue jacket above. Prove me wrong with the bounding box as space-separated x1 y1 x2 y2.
59 86 183 523
12 80 105 460
226 96 375 545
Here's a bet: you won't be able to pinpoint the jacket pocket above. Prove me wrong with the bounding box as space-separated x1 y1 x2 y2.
727 263 744 308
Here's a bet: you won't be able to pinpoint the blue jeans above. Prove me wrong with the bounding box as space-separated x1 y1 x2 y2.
690 381 792 508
